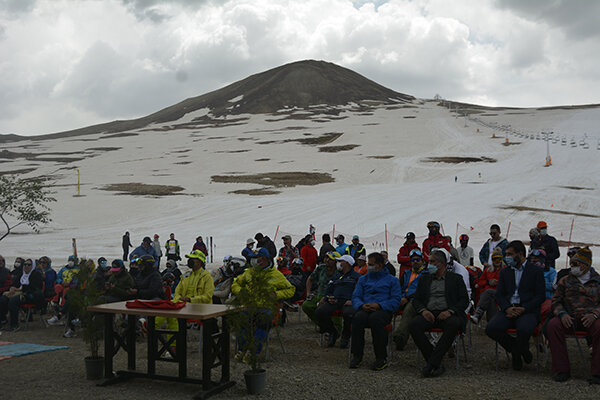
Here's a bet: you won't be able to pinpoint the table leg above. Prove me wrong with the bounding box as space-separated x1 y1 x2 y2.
177 318 187 378
202 319 213 390
147 316 156 376
221 316 230 382
127 314 136 370
104 313 115 379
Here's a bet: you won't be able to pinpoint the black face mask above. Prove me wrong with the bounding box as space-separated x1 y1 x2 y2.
187 258 195 268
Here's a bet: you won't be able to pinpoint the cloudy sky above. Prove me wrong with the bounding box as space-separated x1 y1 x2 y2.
1 0 599 136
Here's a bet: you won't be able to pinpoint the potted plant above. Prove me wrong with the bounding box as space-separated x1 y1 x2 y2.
229 265 280 395
66 258 106 380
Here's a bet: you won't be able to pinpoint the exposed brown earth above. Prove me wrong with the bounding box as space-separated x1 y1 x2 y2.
211 172 334 188
423 156 497 164
318 144 360 152
498 205 600 218
100 183 185 196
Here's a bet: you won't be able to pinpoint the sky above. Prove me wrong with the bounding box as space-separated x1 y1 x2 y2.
1 0 599 136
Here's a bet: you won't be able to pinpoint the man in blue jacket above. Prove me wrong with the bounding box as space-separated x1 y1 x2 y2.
485 240 545 371
315 255 360 348
350 252 402 371
130 236 159 268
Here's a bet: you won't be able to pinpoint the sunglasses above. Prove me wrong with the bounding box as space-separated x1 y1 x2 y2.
410 257 422 262
24 263 32 266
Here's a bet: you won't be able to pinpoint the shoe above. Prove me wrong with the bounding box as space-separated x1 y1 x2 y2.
371 358 388 371
522 349 533 364
47 316 64 326
470 314 480 325
71 318 81 327
327 330 339 348
63 328 76 338
339 336 349 349
511 351 523 371
349 356 362 369
588 375 600 385
429 364 446 378
4 325 20 332
553 372 570 382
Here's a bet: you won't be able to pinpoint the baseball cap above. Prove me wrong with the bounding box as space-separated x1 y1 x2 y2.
246 238 255 245
326 251 341 260
537 221 547 229
110 259 124 272
282 235 292 240
335 234 344 240
249 247 270 259
352 235 359 240
185 250 206 263
337 254 355 265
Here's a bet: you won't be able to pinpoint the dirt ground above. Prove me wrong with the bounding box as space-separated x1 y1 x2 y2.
1 312 598 400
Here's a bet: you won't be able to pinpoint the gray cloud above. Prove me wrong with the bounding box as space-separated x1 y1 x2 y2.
0 0 37 16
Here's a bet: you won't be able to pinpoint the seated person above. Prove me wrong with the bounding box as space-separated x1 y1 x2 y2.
101 259 134 303
393 249 427 351
276 256 291 276
485 240 545 371
528 248 556 324
0 255 12 298
0 258 44 331
302 251 339 325
231 247 295 359
162 259 182 294
409 250 468 377
354 254 368 275
315 255 360 349
286 259 307 303
471 247 505 324
38 256 57 299
128 255 165 300
350 252 402 371
93 257 110 290
547 247 600 384
213 256 245 304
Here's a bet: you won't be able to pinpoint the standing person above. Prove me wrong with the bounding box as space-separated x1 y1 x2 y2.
130 236 159 268
255 232 277 260
192 236 208 256
422 222 450 261
335 234 349 255
485 240 545 371
409 250 469 377
152 234 163 268
457 234 474 266
346 235 366 259
242 238 255 262
547 247 600 383
122 231 133 261
471 248 505 324
318 234 336 263
478 224 509 269
537 221 560 269
300 238 318 276
278 235 299 266
397 232 420 278
350 252 402 370
381 251 396 277
164 233 180 262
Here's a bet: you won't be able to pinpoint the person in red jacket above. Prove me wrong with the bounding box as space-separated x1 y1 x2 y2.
471 247 505 324
422 221 451 261
397 232 420 278
300 238 318 275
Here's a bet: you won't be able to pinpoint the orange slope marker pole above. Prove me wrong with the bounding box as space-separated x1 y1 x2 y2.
506 221 511 239
332 224 335 240
274 225 280 242
566 218 575 268
385 224 388 253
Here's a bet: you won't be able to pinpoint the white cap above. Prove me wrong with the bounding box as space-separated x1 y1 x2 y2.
246 238 255 245
337 254 355 265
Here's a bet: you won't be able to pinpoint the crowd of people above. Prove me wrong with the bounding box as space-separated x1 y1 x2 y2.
0 221 598 384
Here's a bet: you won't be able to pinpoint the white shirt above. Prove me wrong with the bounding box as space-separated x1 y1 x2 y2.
448 260 472 312
457 246 474 266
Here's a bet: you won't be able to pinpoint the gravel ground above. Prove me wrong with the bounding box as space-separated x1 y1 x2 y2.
1 311 598 400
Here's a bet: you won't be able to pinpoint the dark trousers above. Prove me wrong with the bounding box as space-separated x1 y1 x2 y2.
409 311 461 367
547 316 600 375
485 311 538 356
315 302 355 339
0 293 45 327
123 247 129 261
351 309 392 360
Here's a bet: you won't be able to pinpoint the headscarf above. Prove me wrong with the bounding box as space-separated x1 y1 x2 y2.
20 259 34 286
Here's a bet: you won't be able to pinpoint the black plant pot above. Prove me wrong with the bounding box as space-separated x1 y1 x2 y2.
84 356 105 380
244 368 266 395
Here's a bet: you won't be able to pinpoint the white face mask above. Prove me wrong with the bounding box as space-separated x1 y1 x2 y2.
336 262 343 272
67 261 75 268
367 265 376 274
250 258 260 269
311 240 316 246
539 228 548 236
570 266 584 277
14 262 21 268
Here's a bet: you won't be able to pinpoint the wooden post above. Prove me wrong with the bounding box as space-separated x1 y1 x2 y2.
332 224 335 240
72 238 78 258
210 236 213 263
273 225 280 241
454 223 459 247
506 221 511 239
384 224 388 253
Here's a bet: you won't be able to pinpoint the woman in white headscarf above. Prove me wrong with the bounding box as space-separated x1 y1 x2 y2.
0 258 44 331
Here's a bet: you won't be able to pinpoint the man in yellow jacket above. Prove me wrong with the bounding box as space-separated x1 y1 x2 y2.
155 250 214 348
231 247 295 359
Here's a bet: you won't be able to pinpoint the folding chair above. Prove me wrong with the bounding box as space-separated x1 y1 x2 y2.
265 306 285 360
19 303 46 330
495 325 542 371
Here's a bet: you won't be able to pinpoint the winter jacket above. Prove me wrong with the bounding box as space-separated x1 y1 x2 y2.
213 277 233 303
106 269 134 300
475 265 503 293
300 245 318 273
400 269 426 300
165 239 180 256
539 235 560 268
258 236 277 260
277 266 291 276
384 261 397 277
478 238 508 266
354 265 368 275
422 234 451 260
41 266 57 297
57 265 79 286
242 247 254 262
397 242 420 271
345 243 365 259
173 268 214 304
309 263 336 298
12 269 44 297
552 268 600 319
325 269 361 304
0 267 11 294
193 241 208 255
318 242 336 263
232 266 295 306
278 246 300 265
152 240 163 258
135 269 165 300
352 269 402 312
130 245 159 267
413 271 469 325
543 267 557 300
336 243 349 255
122 234 132 249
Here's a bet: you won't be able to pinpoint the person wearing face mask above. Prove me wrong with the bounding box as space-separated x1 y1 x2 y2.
315 255 360 349
350 252 402 371
345 235 366 260
547 247 600 383
128 255 165 300
11 257 24 276
536 221 560 269
299 237 318 277
479 224 509 269
354 254 368 275
56 255 79 287
409 250 469 377
485 240 545 371
529 249 556 325
0 258 44 331
302 251 340 326
242 238 255 263
393 249 428 351
278 235 299 266
471 248 506 324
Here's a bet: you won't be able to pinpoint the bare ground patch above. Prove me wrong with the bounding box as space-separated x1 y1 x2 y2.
101 132 139 139
215 150 250 154
256 132 343 146
403 116 417 119
175 161 192 165
101 183 185 196
0 167 37 176
558 185 595 191
367 155 394 159
230 188 282 196
502 142 521 146
498 205 600 218
318 144 360 152
423 156 497 163
211 171 334 188
255 158 270 161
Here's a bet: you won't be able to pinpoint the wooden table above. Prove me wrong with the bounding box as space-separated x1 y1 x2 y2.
87 301 238 399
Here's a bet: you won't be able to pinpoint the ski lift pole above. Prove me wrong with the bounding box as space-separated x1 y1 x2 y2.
566 218 575 268
210 236 213 263
76 168 80 196
72 238 78 258
385 224 388 253
506 221 511 239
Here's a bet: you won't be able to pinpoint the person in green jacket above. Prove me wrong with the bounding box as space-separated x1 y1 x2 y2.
102 259 134 302
302 251 340 327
